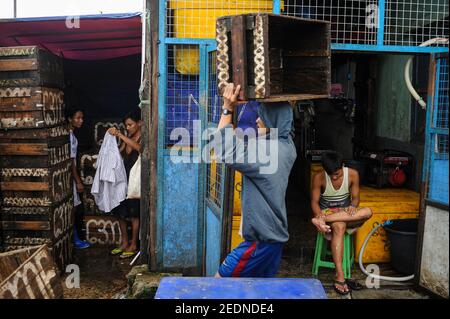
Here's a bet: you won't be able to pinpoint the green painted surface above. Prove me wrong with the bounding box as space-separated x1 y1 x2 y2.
376 55 414 142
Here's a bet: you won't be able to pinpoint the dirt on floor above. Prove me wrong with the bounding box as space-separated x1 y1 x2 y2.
61 245 131 299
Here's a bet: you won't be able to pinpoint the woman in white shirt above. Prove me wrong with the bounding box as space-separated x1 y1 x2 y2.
67 107 91 250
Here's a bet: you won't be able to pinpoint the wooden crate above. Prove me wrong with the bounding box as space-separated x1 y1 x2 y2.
1 197 74 244
0 125 70 168
0 87 65 129
216 13 330 102
0 160 72 207
0 126 72 207
0 245 63 299
1 229 73 274
84 215 121 245
49 228 73 272
0 46 64 88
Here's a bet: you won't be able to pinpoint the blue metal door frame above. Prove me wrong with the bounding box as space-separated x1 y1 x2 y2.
423 53 449 206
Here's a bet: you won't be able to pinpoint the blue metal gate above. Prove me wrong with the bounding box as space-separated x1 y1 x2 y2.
203 48 232 276
424 54 449 205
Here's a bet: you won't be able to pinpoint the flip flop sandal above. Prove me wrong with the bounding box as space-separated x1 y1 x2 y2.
346 279 364 290
110 247 124 255
120 251 137 259
333 280 350 296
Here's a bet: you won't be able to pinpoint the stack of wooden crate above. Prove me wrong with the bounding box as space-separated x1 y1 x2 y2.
0 46 73 272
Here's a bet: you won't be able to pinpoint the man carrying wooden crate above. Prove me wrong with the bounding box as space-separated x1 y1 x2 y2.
311 151 373 295
211 83 297 278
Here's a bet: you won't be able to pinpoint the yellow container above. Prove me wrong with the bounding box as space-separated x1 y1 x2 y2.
169 0 283 74
233 171 242 216
174 45 200 75
355 187 420 263
231 215 244 250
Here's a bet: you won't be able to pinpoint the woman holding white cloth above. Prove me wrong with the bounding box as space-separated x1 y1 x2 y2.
107 109 142 259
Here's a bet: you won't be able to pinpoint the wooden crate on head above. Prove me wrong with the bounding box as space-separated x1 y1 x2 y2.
216 13 331 102
0 46 73 273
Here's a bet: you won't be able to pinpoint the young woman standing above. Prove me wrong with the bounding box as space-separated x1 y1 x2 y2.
66 108 91 249
107 109 142 258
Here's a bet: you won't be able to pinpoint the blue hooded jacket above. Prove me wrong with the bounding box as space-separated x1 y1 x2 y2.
212 102 297 243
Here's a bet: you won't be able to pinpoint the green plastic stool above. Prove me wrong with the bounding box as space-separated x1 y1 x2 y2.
312 232 354 279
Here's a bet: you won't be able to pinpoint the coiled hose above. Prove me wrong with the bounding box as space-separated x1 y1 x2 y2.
358 220 414 281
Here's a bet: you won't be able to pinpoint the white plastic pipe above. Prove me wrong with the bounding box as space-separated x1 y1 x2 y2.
358 222 414 282
405 38 449 109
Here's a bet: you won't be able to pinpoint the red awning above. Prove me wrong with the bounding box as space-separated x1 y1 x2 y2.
0 13 142 60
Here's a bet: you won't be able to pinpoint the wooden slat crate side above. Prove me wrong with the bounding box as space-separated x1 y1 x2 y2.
1 230 73 275
0 87 65 129
0 59 38 71
0 46 64 89
1 160 72 205
231 15 248 100
49 228 73 273
0 142 70 168
0 246 39 282
0 124 69 141
0 143 48 155
0 198 74 242
216 17 231 96
84 215 122 245
82 211 134 247
0 245 63 299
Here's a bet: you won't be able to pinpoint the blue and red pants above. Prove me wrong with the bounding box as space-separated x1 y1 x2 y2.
218 241 284 277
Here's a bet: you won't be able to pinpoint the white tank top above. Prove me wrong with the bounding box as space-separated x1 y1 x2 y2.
319 167 351 209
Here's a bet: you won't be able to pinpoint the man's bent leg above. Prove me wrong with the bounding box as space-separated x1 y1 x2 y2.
324 207 373 224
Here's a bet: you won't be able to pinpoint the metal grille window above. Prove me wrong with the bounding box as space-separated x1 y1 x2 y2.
426 55 449 204
282 0 378 45
166 0 279 39
384 0 449 47
208 51 222 124
165 44 200 147
206 159 224 207
436 56 449 130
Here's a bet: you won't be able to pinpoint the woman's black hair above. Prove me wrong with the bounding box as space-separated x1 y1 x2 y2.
65 107 84 121
123 109 141 124
321 151 344 175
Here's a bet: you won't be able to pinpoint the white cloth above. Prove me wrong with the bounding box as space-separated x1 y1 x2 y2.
127 155 141 199
70 130 82 207
91 132 127 212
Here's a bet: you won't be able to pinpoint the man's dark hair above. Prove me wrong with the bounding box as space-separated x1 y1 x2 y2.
65 107 84 121
321 151 344 175
123 108 141 124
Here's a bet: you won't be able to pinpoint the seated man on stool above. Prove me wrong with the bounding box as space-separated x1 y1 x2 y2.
311 151 373 295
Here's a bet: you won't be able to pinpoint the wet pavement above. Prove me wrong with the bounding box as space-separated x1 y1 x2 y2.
59 186 432 299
